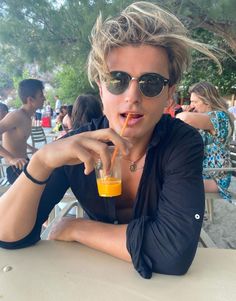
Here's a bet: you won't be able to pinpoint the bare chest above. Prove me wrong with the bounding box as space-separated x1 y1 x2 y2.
4 118 32 143
116 164 143 209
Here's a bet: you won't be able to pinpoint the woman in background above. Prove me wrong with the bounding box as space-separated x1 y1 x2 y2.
71 94 103 130
164 93 183 117
177 81 234 201
62 105 73 132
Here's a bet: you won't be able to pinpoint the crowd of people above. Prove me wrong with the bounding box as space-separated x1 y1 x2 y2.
0 1 235 279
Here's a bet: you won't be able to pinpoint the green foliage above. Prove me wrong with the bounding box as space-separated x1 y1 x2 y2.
0 72 13 97
0 0 235 100
179 28 236 97
45 88 56 109
54 63 97 105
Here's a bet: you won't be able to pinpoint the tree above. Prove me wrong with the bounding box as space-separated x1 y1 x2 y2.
162 0 236 54
0 0 235 100
179 28 236 97
53 63 97 105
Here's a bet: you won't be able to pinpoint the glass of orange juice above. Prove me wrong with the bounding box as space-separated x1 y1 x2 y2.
95 146 122 197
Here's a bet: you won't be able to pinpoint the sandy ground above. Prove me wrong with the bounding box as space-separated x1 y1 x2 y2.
202 178 236 249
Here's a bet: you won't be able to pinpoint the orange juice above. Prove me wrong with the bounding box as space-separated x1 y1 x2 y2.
96 177 121 197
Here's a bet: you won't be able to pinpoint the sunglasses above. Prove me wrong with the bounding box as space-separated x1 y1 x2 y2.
106 71 170 98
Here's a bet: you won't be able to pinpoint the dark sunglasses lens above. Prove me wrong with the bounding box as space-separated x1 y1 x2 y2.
107 72 130 95
139 74 164 97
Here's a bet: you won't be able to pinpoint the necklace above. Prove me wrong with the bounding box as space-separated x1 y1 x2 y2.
122 153 146 172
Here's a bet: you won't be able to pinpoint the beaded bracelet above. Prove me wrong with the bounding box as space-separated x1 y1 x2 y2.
23 162 50 185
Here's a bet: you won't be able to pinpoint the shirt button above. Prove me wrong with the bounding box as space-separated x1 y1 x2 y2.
195 214 200 220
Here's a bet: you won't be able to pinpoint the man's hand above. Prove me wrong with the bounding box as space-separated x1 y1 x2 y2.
47 217 131 262
48 217 76 241
35 128 131 176
9 157 28 170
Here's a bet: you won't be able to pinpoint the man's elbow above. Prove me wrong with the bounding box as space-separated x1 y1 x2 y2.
153 249 196 276
0 228 41 250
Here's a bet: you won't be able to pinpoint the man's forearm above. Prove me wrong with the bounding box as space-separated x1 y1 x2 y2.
0 145 14 162
71 219 131 262
0 154 53 242
27 143 38 152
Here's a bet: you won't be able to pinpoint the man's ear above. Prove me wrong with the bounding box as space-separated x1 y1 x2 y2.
26 96 34 105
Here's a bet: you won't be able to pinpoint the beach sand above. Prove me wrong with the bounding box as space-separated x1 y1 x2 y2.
202 178 236 249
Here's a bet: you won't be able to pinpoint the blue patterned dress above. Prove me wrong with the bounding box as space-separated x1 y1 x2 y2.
200 111 233 201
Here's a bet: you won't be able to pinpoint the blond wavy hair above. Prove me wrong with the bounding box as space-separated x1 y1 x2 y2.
189 81 234 131
87 1 221 86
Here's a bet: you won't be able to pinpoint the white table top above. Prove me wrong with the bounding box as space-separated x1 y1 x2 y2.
0 241 236 301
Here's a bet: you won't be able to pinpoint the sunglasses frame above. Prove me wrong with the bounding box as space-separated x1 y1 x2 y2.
106 71 170 98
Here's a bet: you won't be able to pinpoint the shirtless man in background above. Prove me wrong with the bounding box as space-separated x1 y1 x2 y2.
0 79 45 183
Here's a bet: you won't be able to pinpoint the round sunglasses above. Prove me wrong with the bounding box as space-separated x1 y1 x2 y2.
106 71 170 98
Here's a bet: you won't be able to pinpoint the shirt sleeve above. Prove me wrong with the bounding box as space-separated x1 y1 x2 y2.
0 166 70 249
127 125 205 278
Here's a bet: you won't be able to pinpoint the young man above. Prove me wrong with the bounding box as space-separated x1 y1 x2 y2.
0 2 218 278
0 79 45 183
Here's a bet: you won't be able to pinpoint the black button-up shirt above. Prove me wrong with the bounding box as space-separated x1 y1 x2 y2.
0 114 205 279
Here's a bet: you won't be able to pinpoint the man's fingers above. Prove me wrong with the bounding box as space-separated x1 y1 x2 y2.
80 128 131 156
76 138 111 173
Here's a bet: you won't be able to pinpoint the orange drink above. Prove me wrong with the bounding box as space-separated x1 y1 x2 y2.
96 177 121 197
95 146 122 197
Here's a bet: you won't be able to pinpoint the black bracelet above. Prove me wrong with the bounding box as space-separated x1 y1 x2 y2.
23 162 50 185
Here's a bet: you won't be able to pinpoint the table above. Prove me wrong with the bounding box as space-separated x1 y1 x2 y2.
0 241 236 301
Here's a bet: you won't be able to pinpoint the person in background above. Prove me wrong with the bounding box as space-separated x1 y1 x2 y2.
176 81 234 201
53 105 67 132
0 103 9 142
45 102 52 117
34 108 42 126
54 95 61 116
0 2 221 278
0 79 45 184
71 94 103 130
164 93 183 117
62 105 73 132
0 102 8 120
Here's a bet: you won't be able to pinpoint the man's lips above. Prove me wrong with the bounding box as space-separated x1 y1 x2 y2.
120 113 143 119
120 112 144 127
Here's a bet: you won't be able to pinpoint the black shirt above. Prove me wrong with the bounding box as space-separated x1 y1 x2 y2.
0 115 205 279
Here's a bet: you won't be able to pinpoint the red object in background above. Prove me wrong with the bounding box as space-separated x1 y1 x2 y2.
41 116 51 127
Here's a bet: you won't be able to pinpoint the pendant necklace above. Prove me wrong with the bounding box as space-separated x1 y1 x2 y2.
122 153 146 172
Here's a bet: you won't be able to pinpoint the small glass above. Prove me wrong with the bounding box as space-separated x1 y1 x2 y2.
95 146 122 197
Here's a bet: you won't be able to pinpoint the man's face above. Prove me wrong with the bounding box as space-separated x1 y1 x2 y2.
190 92 209 113
32 90 46 110
98 45 174 143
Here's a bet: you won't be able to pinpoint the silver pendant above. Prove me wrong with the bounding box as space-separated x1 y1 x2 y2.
130 162 137 172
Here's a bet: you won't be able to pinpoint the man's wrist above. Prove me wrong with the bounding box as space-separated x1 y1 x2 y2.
28 153 53 182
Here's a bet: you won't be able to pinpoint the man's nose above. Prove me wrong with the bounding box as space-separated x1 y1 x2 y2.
124 79 142 104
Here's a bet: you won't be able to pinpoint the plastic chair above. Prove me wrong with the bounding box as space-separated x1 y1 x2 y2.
30 126 47 149
0 161 10 195
41 199 82 240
